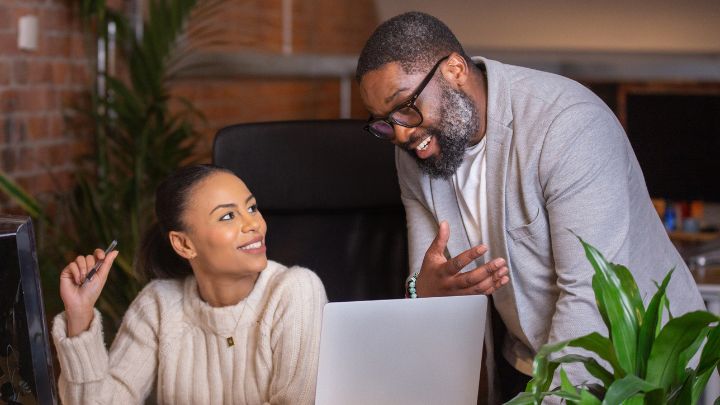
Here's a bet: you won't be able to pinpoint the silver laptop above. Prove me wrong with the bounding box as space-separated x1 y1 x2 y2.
315 295 487 405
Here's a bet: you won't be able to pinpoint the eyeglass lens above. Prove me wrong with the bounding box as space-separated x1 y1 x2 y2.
368 121 394 139
391 106 422 126
368 106 423 139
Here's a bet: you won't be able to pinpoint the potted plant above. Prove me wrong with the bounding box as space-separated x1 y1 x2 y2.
507 237 720 405
0 0 227 335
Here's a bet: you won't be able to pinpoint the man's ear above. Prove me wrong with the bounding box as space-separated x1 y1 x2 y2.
441 52 469 88
169 230 197 260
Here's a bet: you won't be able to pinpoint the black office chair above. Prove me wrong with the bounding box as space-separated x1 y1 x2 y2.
212 119 408 302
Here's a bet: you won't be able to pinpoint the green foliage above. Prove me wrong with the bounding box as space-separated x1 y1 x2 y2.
506 237 720 405
0 176 47 221
0 0 225 335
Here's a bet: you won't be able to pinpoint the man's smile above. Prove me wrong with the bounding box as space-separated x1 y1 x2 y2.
416 135 432 151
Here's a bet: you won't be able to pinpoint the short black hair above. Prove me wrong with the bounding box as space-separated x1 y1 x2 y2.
355 11 471 82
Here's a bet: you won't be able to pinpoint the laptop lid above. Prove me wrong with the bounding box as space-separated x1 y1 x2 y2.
315 295 487 405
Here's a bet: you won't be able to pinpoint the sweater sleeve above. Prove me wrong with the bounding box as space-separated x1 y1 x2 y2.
52 293 160 404
266 268 328 405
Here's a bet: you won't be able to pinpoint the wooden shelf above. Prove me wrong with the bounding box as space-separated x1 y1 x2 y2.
669 231 720 243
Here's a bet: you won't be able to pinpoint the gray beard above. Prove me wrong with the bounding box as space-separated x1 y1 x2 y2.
408 82 480 179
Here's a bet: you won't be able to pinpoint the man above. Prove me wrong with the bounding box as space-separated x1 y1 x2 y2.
355 11 706 404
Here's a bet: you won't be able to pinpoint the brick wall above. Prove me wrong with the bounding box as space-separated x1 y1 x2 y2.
0 0 89 212
0 0 379 211
171 0 378 157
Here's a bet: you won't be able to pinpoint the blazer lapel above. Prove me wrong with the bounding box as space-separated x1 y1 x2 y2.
480 57 526 342
429 177 474 268
486 123 516 303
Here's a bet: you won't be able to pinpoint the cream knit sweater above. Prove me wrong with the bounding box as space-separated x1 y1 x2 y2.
52 261 328 405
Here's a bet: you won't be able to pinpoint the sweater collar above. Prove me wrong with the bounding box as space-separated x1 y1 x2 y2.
182 263 274 336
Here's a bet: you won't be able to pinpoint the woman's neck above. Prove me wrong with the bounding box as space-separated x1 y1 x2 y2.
195 273 260 307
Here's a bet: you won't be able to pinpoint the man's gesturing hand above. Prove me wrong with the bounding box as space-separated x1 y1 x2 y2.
415 221 509 297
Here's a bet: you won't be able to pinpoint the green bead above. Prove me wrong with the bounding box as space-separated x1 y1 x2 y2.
410 293 417 298
408 287 416 294
408 279 416 288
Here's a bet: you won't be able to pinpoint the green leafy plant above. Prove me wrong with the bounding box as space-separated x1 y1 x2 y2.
0 0 228 333
506 237 720 405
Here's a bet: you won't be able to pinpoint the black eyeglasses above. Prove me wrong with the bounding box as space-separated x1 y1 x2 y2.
364 55 450 140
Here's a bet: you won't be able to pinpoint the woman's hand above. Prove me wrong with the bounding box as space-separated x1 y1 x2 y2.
59 248 119 337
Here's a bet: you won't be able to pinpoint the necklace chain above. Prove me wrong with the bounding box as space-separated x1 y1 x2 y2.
225 305 248 348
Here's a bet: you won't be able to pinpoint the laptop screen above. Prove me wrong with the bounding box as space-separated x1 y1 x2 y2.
315 295 487 405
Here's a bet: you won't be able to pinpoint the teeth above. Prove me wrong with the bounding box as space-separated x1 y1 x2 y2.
241 241 262 250
416 136 431 151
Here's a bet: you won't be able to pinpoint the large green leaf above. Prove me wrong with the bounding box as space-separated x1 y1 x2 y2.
646 311 720 389
697 325 720 375
579 389 602 405
580 238 640 375
568 332 622 378
669 369 696 405
530 350 562 400
677 326 708 382
623 396 646 405
552 354 614 388
552 390 583 402
636 270 673 378
692 325 720 403
609 263 645 322
0 173 49 222
644 388 668 404
561 367 579 399
527 334 615 401
602 374 657 404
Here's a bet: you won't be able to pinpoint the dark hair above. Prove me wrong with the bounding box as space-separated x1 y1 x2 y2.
136 164 235 280
355 11 472 83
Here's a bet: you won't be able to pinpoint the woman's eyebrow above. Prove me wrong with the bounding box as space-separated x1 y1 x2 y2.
246 194 255 204
209 203 237 215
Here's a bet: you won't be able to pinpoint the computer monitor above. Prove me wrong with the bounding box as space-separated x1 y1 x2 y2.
0 216 58 405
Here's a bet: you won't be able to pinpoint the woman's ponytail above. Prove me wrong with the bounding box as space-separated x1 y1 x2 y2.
135 222 192 281
135 164 234 280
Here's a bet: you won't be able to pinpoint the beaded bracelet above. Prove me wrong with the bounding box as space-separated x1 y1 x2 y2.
406 272 419 298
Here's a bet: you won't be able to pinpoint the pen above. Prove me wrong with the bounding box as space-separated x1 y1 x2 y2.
80 239 118 287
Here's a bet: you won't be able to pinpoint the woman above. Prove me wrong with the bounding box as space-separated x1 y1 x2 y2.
52 164 328 404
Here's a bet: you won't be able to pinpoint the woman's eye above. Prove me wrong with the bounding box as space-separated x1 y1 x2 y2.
248 204 259 214
220 212 235 221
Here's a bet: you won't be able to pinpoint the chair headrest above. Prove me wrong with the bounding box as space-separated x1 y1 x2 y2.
213 120 402 210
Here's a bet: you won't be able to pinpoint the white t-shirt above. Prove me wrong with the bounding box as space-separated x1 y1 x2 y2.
452 137 534 376
452 137 490 263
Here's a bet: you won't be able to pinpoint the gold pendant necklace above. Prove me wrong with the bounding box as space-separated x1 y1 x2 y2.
224 305 248 348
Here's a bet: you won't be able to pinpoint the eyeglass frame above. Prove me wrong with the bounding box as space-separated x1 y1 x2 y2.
363 55 451 140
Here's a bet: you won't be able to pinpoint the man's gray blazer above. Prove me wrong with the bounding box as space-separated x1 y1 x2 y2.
396 56 706 401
